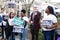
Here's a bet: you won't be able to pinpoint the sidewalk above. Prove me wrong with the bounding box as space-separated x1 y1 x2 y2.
0 30 32 40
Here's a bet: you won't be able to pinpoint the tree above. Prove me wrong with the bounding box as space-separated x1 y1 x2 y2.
19 0 35 17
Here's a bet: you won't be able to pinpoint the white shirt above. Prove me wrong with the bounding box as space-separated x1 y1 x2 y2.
0 13 3 26
23 16 29 23
2 13 7 26
8 18 14 26
41 14 57 31
0 12 7 26
32 12 37 18
23 16 29 29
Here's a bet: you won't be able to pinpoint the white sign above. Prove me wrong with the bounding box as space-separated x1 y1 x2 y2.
13 26 24 33
42 20 52 27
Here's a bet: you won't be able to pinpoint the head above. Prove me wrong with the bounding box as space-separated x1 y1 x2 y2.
33 5 38 12
21 9 26 17
1 8 5 13
9 12 14 18
45 6 54 15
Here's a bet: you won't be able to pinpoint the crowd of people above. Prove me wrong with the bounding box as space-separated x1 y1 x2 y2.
0 5 58 40
0 8 29 40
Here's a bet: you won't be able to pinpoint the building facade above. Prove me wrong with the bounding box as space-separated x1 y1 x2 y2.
0 0 21 13
0 0 60 13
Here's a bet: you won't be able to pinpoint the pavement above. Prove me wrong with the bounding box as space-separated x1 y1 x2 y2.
0 31 31 40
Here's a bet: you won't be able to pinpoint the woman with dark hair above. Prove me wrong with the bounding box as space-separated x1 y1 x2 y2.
5 12 14 40
10 12 20 40
10 10 27 40
41 6 58 40
47 6 54 15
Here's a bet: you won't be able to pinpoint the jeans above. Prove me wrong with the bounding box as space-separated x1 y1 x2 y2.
10 29 28 40
20 33 23 40
10 32 23 40
5 28 10 40
5 26 13 40
55 32 58 40
1 26 4 39
1 26 6 39
23 29 28 40
10 32 15 40
43 30 55 40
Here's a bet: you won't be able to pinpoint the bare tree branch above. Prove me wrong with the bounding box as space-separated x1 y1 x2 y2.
19 0 35 16
19 0 24 3
30 0 34 7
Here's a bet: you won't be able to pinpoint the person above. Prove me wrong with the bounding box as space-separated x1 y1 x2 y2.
11 11 25 40
5 12 14 40
30 5 41 40
0 8 3 39
41 6 57 40
0 8 7 40
21 9 29 40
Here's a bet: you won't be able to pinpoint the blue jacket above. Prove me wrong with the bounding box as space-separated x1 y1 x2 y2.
0 16 2 23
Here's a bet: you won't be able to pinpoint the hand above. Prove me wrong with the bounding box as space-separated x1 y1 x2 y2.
43 25 49 29
30 21 33 24
44 26 52 29
44 27 49 29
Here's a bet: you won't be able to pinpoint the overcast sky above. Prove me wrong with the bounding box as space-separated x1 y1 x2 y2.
50 0 60 3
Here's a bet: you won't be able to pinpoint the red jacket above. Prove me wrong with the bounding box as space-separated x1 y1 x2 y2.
30 11 41 30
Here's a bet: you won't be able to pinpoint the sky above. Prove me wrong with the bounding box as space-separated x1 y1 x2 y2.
50 0 60 3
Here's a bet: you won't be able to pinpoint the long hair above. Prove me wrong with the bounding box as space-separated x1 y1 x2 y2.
8 12 13 18
48 6 54 15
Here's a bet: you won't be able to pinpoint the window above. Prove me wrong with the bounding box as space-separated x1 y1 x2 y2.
5 0 11 1
8 3 16 8
15 0 19 3
8 0 11 1
3 0 7 2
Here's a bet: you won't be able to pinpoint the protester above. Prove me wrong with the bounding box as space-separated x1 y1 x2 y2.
5 12 14 40
0 8 8 40
11 11 25 40
0 8 4 40
21 9 29 40
30 5 41 40
41 6 57 40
